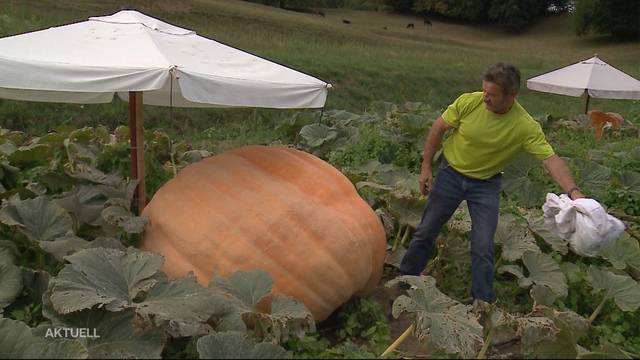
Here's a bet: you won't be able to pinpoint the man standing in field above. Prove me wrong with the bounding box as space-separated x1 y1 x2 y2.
399 62 585 303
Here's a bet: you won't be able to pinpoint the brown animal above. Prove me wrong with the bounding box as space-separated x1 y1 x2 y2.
383 26 387 30
342 19 351 24
424 19 432 25
406 23 414 28
318 11 325 17
587 110 623 141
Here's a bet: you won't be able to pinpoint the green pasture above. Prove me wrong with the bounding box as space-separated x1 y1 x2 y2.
1 0 638 140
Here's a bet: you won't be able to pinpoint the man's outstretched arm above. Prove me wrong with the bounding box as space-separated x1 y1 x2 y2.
542 155 585 199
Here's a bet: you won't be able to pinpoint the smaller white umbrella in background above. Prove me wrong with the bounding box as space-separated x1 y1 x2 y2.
527 54 640 113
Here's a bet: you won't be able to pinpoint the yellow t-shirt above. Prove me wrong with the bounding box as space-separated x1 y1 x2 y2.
441 92 555 180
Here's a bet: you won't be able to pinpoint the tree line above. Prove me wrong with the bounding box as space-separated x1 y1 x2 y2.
244 0 639 40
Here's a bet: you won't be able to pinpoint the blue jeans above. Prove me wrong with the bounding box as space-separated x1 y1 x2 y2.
399 158 501 302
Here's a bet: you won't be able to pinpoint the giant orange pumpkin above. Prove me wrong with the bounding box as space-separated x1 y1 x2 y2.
140 145 386 321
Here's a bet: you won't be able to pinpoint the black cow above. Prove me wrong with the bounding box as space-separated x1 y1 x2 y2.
342 19 351 24
318 11 325 17
406 23 414 28
424 19 432 26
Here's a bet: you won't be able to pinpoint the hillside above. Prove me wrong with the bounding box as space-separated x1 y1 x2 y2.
1 0 638 131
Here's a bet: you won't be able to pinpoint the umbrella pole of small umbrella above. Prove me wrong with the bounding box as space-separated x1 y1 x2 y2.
584 89 591 114
128 91 146 215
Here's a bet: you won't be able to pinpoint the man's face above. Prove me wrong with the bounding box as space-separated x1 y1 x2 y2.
482 80 516 114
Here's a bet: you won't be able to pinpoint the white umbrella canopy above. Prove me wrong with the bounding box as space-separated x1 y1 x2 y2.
0 10 332 211
526 55 640 113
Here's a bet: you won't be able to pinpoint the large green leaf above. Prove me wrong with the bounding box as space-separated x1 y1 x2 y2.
246 296 316 343
498 251 567 299
8 143 52 167
598 234 640 272
101 205 148 234
527 214 568 255
588 266 640 311
196 331 291 359
56 186 106 227
386 275 483 358
0 262 22 309
210 269 272 310
299 123 338 148
0 240 17 265
0 195 73 242
494 214 540 262
0 317 87 359
569 158 611 199
524 306 590 359
501 154 548 208
387 194 425 228
42 297 164 359
135 273 221 337
50 248 164 314
38 235 124 262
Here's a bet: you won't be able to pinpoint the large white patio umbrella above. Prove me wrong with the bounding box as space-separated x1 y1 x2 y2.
527 55 640 113
0 10 331 212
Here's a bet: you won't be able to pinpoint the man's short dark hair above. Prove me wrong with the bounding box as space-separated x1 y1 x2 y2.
483 63 521 95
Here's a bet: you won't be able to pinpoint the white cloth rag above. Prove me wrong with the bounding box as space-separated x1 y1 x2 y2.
542 193 625 257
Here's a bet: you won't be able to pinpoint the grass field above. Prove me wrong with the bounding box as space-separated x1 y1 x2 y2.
1 0 639 139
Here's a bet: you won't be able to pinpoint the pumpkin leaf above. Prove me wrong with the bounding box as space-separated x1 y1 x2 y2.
8 143 52 167
49 248 163 314
0 239 18 265
578 342 635 359
501 154 548 208
41 296 164 359
494 214 540 262
598 233 640 272
246 295 316 344
569 158 611 199
0 262 22 309
101 205 148 234
66 164 121 187
196 331 291 359
56 185 106 227
387 194 425 228
588 266 640 311
210 269 272 310
299 123 338 148
0 195 73 242
524 306 589 358
39 235 91 262
135 273 221 337
530 284 557 307
0 317 88 359
386 275 483 358
39 235 125 262
498 251 567 298
527 214 568 255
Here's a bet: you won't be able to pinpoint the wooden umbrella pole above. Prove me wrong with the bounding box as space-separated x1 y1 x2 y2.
584 90 591 114
128 91 146 214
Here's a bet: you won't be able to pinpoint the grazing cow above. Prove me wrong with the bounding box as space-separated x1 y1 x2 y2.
424 19 432 26
342 19 351 24
383 26 387 30
318 11 325 17
406 23 414 28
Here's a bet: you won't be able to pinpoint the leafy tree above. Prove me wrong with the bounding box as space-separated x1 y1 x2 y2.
382 0 415 13
413 0 489 21
574 0 640 40
488 0 551 28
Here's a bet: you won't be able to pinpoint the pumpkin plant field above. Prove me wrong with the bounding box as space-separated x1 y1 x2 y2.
0 101 639 358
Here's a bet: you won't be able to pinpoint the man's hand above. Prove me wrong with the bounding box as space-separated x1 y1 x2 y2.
418 163 433 195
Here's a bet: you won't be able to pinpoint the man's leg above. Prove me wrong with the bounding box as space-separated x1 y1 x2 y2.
400 166 464 275
466 175 501 302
